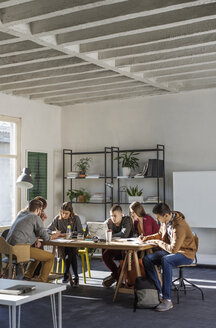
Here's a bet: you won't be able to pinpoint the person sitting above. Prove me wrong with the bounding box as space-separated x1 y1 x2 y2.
129 201 159 237
47 202 83 286
6 199 62 282
102 205 134 288
142 203 197 312
31 196 48 277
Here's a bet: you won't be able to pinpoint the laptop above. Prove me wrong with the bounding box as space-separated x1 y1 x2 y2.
86 221 108 239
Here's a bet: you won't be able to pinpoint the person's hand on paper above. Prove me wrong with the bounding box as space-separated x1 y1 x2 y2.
144 239 159 246
139 234 147 242
50 230 65 240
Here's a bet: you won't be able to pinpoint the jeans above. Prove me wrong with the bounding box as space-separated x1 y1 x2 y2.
143 250 193 299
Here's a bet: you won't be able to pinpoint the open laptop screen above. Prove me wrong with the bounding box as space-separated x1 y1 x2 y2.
86 222 108 239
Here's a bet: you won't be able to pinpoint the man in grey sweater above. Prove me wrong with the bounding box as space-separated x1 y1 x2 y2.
7 199 62 282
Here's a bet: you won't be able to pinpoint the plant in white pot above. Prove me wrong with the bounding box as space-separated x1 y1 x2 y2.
126 185 143 203
115 152 139 176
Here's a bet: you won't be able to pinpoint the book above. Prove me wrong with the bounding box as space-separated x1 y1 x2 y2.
0 284 36 295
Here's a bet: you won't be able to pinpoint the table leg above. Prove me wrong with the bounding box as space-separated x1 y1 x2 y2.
18 306 21 328
133 251 141 277
50 294 57 328
12 305 16 328
9 306 11 328
58 291 62 328
113 251 129 302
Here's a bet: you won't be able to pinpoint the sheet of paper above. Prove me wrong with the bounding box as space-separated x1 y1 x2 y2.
52 239 76 243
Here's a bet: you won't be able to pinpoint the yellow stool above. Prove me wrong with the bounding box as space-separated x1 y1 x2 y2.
78 248 91 284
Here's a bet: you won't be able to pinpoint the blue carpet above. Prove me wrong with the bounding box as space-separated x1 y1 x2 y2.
0 259 215 328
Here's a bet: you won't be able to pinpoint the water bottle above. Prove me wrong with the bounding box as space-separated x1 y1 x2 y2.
66 225 71 239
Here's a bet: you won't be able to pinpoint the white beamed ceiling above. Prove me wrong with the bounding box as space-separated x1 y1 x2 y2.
0 0 216 107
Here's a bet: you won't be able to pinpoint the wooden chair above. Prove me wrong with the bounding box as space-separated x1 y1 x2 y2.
172 235 204 303
0 237 30 279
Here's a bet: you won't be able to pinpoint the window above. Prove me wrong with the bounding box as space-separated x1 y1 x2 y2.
0 115 20 226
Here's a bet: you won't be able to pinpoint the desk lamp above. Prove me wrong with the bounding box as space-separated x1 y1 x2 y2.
16 168 33 189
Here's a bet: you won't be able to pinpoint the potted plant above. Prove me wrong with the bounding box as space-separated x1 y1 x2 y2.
74 157 91 177
67 189 79 202
115 152 139 176
67 188 91 202
126 185 143 203
76 188 91 202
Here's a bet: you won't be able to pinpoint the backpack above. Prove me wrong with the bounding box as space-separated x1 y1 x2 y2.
133 276 160 311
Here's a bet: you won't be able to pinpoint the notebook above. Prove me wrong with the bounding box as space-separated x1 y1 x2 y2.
0 284 36 295
86 221 108 239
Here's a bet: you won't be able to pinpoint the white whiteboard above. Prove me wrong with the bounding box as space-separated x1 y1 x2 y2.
173 171 216 228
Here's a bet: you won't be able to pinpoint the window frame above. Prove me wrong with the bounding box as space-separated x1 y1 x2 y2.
0 115 21 227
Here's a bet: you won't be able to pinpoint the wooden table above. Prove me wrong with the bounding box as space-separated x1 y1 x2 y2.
43 238 153 301
0 279 66 328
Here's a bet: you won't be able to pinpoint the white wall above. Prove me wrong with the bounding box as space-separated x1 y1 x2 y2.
0 93 62 223
61 88 216 258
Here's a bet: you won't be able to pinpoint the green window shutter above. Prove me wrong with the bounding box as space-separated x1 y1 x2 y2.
28 152 47 199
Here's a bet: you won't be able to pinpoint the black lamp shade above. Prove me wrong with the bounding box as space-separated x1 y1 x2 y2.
16 168 33 189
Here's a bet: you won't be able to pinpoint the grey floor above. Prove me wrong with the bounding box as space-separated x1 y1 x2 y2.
0 258 215 328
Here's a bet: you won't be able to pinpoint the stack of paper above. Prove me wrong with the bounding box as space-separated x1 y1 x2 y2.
90 193 105 202
145 196 161 203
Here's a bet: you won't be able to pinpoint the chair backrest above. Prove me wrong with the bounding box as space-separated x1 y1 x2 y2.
1 229 10 239
0 236 14 278
194 234 199 252
0 236 30 278
192 233 199 264
0 236 13 255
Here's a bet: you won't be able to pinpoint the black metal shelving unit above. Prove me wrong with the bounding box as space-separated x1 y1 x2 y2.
63 147 113 220
112 144 165 206
63 145 165 220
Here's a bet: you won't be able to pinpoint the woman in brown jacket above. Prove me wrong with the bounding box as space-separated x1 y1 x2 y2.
142 203 196 312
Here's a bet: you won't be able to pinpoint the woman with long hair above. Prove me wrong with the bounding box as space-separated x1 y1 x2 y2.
47 202 83 286
129 201 159 237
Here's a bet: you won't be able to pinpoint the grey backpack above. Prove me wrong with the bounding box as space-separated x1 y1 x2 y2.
134 276 160 311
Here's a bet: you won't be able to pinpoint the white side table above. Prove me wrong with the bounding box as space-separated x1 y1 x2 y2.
0 279 66 328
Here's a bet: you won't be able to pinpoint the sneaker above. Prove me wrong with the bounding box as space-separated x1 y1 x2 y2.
155 299 173 312
159 293 163 302
73 277 79 287
102 275 116 288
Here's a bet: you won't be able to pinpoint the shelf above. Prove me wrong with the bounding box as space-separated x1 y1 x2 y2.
116 202 160 205
116 176 164 179
63 145 165 220
65 176 110 179
71 202 112 204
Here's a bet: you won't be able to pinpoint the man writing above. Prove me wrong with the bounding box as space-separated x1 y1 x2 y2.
142 203 196 311
102 205 133 287
7 199 62 282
